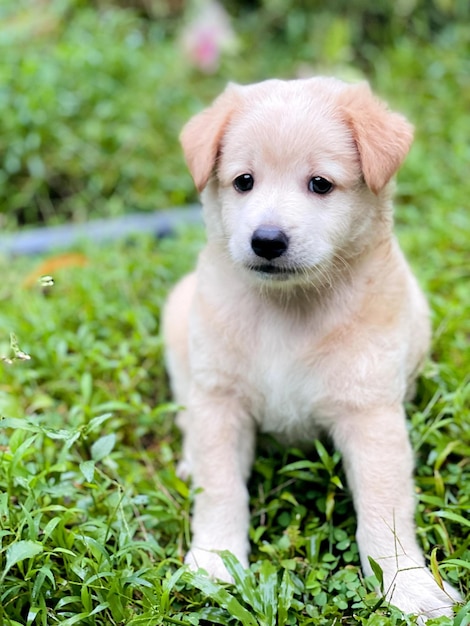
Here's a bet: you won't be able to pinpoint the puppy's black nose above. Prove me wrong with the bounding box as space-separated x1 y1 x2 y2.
251 225 289 260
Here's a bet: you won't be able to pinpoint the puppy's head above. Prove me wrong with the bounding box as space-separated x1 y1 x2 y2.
180 78 413 288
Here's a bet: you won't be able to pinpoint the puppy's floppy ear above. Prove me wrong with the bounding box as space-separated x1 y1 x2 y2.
180 84 240 192
340 82 414 194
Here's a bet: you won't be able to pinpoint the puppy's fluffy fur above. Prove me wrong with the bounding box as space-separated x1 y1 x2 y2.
163 77 461 621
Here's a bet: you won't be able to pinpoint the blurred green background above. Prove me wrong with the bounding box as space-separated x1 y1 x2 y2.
1 0 469 228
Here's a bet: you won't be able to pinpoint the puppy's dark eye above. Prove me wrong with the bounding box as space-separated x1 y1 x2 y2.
233 173 254 193
308 176 333 195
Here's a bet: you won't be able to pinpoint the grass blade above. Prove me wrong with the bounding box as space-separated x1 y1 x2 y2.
220 550 262 613
278 569 295 626
183 570 258 626
258 559 278 626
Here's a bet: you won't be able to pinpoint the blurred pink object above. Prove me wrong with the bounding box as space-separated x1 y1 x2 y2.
181 1 237 73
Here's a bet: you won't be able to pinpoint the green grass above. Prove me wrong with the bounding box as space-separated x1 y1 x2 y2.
0 220 468 624
0 1 469 624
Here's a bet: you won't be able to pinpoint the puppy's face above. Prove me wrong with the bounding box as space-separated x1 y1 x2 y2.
216 86 372 285
181 78 413 288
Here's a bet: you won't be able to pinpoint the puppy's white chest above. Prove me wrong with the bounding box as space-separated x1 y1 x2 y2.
246 324 324 442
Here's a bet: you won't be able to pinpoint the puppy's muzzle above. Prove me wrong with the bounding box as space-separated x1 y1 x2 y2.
251 225 289 260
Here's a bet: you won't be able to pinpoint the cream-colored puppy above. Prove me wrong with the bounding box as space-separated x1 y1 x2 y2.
163 77 461 621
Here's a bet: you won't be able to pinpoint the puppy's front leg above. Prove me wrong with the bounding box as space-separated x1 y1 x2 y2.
184 389 255 582
332 406 461 621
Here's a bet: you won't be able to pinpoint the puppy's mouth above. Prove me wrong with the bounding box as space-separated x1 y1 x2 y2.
249 263 299 278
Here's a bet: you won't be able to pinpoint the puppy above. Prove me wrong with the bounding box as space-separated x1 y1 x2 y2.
163 77 461 621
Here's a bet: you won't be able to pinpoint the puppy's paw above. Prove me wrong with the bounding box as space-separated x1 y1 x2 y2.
185 547 235 583
386 567 461 623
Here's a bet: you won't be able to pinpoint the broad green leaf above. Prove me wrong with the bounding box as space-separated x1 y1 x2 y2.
2 540 43 580
59 602 109 626
280 491 299 506
85 412 114 434
367 557 384 592
433 510 470 528
41 428 77 441
91 433 116 461
56 596 81 610
0 417 41 433
279 460 317 473
80 460 95 482
443 559 470 570
197 607 234 625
